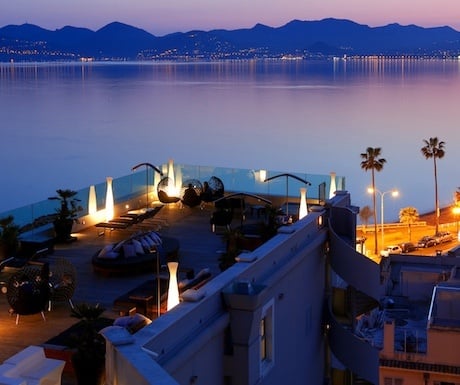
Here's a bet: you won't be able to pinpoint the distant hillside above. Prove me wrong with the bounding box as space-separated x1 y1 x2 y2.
1 18 460 61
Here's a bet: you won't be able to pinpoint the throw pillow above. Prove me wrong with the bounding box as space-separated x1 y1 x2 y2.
123 243 137 258
131 239 144 255
98 244 114 258
143 235 155 248
98 250 119 259
113 240 126 252
148 231 162 245
140 237 151 253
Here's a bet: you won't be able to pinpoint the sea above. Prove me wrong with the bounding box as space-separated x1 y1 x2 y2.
1 58 460 222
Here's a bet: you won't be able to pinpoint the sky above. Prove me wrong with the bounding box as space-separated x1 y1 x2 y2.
2 0 460 36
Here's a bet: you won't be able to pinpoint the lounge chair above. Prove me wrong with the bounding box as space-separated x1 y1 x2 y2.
157 177 180 204
48 257 77 311
208 176 224 200
6 263 50 324
181 180 202 208
210 209 233 232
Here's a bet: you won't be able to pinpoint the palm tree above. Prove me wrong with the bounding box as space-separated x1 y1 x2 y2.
421 137 445 234
360 147 387 255
399 206 419 241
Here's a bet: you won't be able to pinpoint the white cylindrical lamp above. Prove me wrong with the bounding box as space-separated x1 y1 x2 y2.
88 185 97 215
105 177 114 221
329 172 337 199
299 187 308 220
259 169 267 182
167 261 180 311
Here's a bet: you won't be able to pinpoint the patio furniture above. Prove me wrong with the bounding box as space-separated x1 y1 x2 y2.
200 176 225 207
207 176 225 200
181 180 203 208
0 345 65 385
95 206 164 235
92 233 180 276
113 268 211 319
210 209 233 232
157 177 180 204
6 263 50 325
48 257 77 311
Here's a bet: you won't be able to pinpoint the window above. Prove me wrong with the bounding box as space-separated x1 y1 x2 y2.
260 298 275 377
384 378 404 385
434 382 459 385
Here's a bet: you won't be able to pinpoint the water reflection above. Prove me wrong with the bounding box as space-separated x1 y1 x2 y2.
1 59 459 222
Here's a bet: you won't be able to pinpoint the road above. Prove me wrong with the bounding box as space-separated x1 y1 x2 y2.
358 222 460 259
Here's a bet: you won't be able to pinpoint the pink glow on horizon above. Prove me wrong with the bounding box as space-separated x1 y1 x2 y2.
1 0 460 36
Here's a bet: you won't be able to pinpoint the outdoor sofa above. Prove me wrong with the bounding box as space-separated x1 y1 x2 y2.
91 231 179 276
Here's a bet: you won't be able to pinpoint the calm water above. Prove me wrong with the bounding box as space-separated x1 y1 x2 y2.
1 59 460 221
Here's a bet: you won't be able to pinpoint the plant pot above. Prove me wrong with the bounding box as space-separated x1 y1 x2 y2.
236 235 264 251
53 219 75 243
72 353 105 385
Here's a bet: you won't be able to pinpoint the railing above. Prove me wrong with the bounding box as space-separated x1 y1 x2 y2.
357 222 427 232
0 163 341 231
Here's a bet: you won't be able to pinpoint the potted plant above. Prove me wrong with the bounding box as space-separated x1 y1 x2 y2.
69 303 107 385
48 189 82 242
218 228 242 271
0 215 20 260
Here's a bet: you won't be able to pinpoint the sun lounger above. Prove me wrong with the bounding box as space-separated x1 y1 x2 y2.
95 206 164 235
95 221 131 235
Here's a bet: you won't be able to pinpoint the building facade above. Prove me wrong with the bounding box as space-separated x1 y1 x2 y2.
103 191 385 385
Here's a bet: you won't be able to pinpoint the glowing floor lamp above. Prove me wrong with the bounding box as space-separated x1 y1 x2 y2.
329 171 337 199
105 177 114 221
264 173 311 217
88 185 97 215
167 159 176 196
299 187 308 220
167 261 180 311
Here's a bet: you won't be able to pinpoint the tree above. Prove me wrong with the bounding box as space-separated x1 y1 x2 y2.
399 206 419 241
360 147 387 255
359 205 373 233
421 137 445 234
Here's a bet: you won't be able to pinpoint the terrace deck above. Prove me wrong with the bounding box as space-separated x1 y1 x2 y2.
0 204 225 384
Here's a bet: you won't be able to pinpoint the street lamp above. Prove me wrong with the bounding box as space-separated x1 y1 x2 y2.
367 187 399 251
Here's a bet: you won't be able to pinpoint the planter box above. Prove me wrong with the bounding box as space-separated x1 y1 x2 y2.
42 318 113 374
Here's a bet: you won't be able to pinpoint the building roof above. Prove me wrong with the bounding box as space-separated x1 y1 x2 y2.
428 284 460 330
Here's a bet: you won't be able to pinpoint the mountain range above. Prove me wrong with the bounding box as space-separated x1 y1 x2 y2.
1 18 460 61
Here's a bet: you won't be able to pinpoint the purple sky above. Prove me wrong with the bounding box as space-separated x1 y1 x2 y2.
2 0 460 36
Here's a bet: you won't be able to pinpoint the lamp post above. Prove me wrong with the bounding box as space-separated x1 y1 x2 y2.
132 162 163 317
367 187 399 251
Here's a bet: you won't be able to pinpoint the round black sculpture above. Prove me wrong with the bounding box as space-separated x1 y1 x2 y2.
181 179 203 207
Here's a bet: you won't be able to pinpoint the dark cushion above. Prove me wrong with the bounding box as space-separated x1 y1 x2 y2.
92 235 180 275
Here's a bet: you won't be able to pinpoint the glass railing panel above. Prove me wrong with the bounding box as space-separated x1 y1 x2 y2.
1 163 343 232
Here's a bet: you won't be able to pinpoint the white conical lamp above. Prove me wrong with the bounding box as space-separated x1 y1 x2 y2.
299 187 308 220
88 185 97 215
167 159 177 196
105 177 114 221
167 261 180 310
259 169 266 182
329 172 337 199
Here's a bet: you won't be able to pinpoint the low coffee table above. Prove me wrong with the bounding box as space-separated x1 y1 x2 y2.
113 279 168 320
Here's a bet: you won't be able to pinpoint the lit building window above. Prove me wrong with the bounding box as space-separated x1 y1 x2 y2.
384 378 404 385
260 298 275 377
317 214 325 228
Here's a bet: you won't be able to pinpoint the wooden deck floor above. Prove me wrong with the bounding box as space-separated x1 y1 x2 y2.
0 204 225 384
